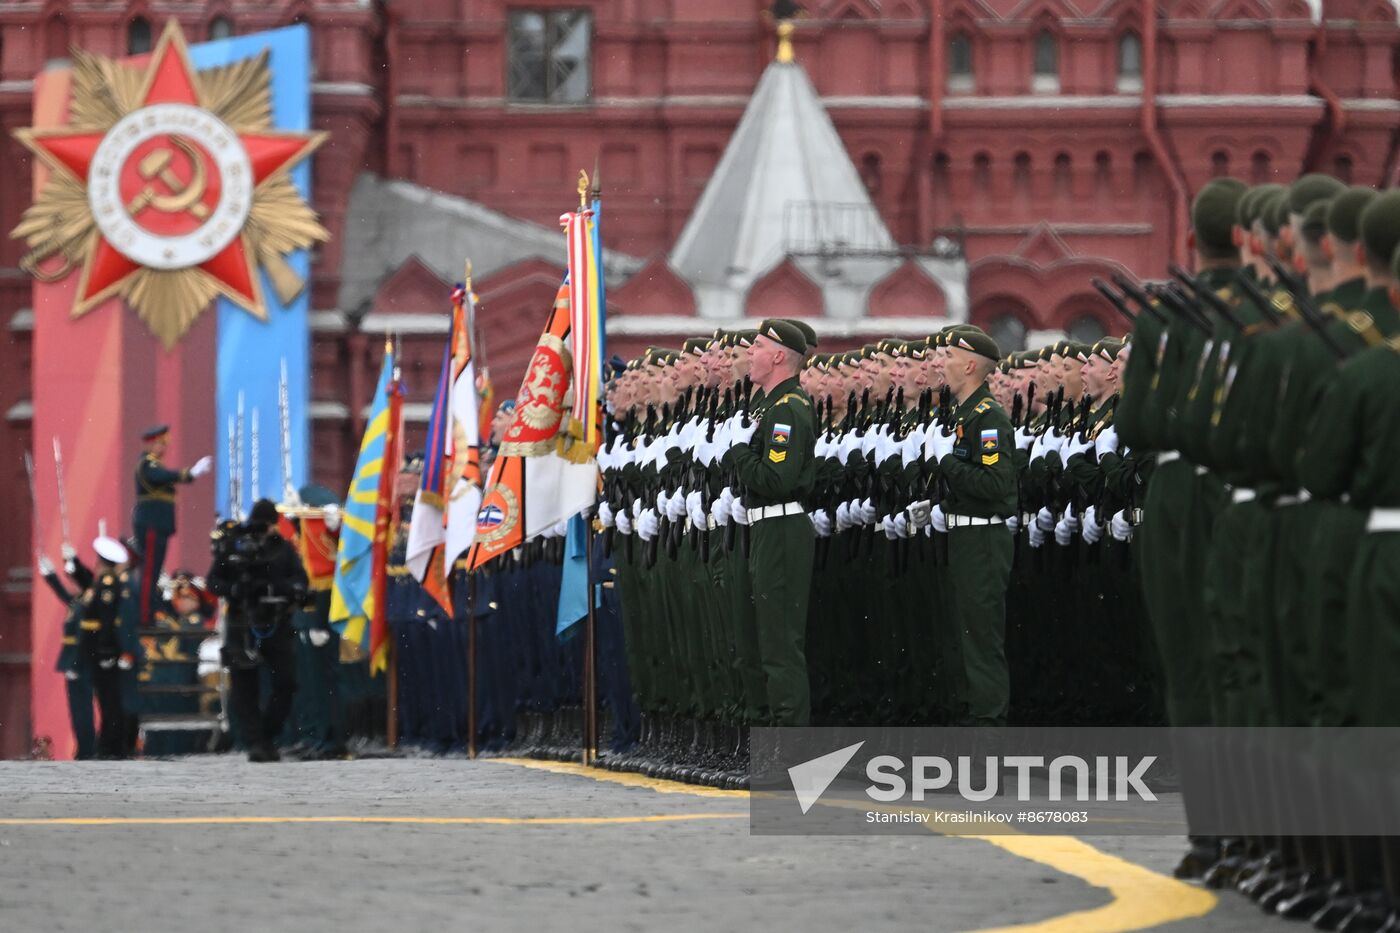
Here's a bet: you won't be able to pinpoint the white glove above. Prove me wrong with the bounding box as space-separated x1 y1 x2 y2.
308 629 332 648
616 510 634 535
37 554 55 577
908 499 932 529
1082 505 1104 544
882 514 898 540
1063 434 1093 461
598 500 616 528
1006 514 1022 533
1014 426 1035 452
190 455 214 478
64 670 79 681
1043 431 1066 457
857 498 878 525
551 520 569 538
925 426 955 463
322 502 341 532
931 504 947 533
836 501 851 532
874 430 893 466
666 489 687 522
812 510 832 537
731 418 757 447
117 655 133 671
900 432 923 464
61 542 78 563
1028 521 1046 548
1094 426 1120 459
655 490 669 515
893 513 911 539
1062 506 1080 532
1035 507 1056 532
1110 509 1133 542
731 498 751 526
686 490 706 528
1054 517 1073 546
711 496 731 527
637 508 659 541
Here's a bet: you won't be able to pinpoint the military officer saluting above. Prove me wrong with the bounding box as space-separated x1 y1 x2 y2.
133 425 212 625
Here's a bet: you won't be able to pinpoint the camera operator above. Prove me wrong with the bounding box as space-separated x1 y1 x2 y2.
208 499 309 762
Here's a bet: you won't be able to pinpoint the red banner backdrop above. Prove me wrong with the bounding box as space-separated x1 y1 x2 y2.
29 66 216 759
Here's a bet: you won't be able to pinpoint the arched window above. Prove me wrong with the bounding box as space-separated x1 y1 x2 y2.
1211 150 1231 178
1117 31 1142 90
860 152 882 197
127 16 153 55
1251 150 1272 184
933 151 951 198
1054 152 1072 197
1094 151 1112 194
1333 154 1354 184
973 152 991 194
1013 151 1032 198
986 313 1029 353
948 32 973 91
1068 314 1107 345
209 16 235 41
1032 30 1059 92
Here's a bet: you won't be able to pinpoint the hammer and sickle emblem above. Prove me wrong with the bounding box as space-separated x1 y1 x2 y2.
126 136 210 220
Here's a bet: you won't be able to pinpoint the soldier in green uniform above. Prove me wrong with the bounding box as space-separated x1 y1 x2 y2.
724 320 817 726
132 425 212 625
914 327 1017 726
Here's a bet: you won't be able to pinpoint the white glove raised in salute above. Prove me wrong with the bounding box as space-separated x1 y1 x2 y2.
189 455 214 478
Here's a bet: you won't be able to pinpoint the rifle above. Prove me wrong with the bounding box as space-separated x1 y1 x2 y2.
1093 277 1165 325
1167 264 1247 331
52 438 71 549
1145 281 1214 335
1259 257 1352 360
1113 272 1210 334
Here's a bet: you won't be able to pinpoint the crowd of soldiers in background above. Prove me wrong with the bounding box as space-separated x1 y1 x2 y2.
589 173 1400 928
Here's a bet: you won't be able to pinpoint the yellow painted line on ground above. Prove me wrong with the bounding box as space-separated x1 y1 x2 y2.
958 834 1216 933
0 814 747 827
491 760 1213 933
489 757 751 798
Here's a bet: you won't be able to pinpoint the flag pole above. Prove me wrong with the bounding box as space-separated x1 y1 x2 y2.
467 569 478 760
583 517 598 765
385 336 401 751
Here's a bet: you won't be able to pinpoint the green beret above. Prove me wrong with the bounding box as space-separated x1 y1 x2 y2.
1260 189 1289 237
1192 178 1248 255
1287 174 1345 215
756 318 808 355
1301 199 1331 241
1065 342 1093 362
682 337 708 355
1326 186 1378 244
1237 184 1285 229
1092 338 1124 362
1360 190 1400 267
781 318 818 349
946 327 1001 362
733 330 758 348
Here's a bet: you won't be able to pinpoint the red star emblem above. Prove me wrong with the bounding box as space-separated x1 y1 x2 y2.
17 21 324 321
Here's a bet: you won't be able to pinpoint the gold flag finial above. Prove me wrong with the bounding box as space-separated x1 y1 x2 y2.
578 170 590 209
465 259 473 293
776 20 795 64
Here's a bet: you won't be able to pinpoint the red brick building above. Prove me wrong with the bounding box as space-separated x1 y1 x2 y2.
0 0 1397 755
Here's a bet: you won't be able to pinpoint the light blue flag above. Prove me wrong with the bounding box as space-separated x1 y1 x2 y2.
555 514 595 639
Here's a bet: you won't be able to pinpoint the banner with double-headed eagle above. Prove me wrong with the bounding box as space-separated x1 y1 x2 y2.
466 281 599 571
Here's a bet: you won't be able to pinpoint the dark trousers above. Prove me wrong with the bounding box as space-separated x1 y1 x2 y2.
90 660 127 758
749 514 816 727
65 673 95 759
946 524 1013 726
229 625 298 751
135 525 170 626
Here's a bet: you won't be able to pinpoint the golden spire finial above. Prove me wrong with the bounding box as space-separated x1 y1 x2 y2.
775 20 795 64
465 259 473 293
578 170 590 209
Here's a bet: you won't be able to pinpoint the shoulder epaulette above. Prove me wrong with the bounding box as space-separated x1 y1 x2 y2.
774 392 809 407
1319 302 1346 319
973 399 993 414
1347 311 1386 347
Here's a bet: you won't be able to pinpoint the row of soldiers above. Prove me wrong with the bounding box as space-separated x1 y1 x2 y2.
593 171 1400 928
1115 175 1400 932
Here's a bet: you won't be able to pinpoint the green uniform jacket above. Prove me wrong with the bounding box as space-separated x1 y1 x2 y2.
935 383 1017 518
725 376 817 507
1300 340 1400 507
134 453 193 534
